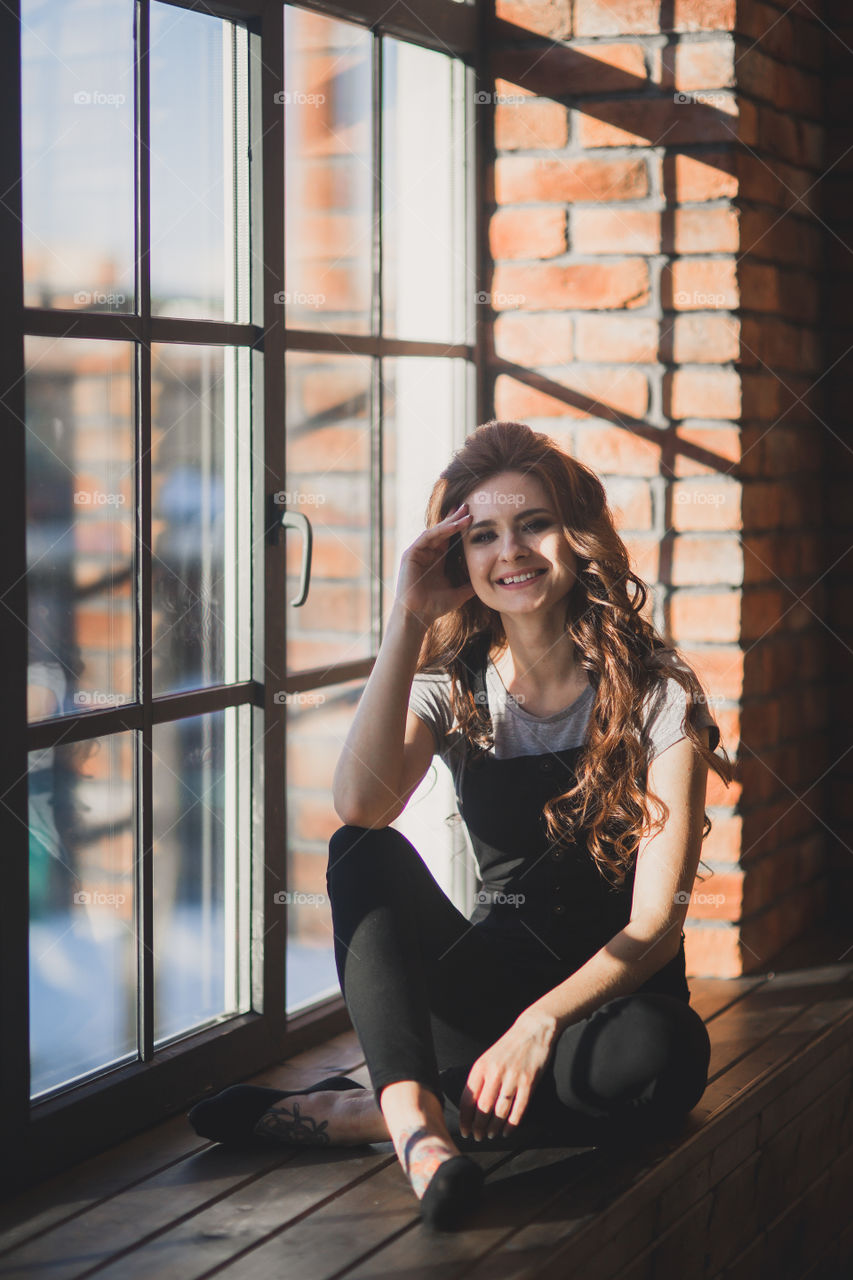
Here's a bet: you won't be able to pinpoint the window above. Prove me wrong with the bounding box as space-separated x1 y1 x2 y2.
1 0 481 1186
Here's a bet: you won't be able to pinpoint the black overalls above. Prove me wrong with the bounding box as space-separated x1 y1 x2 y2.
326 650 711 1146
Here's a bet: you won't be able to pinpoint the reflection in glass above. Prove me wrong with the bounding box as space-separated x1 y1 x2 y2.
150 4 248 321
29 732 136 1096
21 0 134 311
284 351 373 671
285 678 365 1012
153 708 247 1044
152 344 248 696
381 357 471 634
25 338 135 722
284 8 372 334
382 40 468 343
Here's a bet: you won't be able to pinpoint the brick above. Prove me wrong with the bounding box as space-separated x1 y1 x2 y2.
665 368 742 420
674 205 740 253
681 643 744 700
686 870 743 918
671 534 744 585
494 312 573 365
571 207 661 254
671 478 742 530
495 155 649 204
672 314 740 364
495 0 571 38
577 95 738 148
575 315 660 363
574 0 736 35
669 149 739 201
494 365 648 420
701 814 742 865
494 43 647 98
494 95 569 152
602 477 653 529
489 207 567 260
670 589 741 641
573 423 662 475
491 260 650 309
665 258 739 309
669 37 736 91
685 921 743 976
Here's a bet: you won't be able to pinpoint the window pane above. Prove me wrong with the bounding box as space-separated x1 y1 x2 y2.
25 337 135 722
150 4 248 321
382 41 468 342
285 677 365 1012
29 732 136 1097
381 357 471 633
152 344 248 696
284 8 372 334
21 0 134 311
153 707 248 1044
284 351 374 671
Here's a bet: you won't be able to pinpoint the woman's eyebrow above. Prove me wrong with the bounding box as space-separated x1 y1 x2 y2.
467 506 552 531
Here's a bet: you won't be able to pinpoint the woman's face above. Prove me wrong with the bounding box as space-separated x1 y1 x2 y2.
459 471 578 616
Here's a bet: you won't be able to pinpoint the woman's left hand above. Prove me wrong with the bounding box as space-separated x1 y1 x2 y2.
458 1008 558 1141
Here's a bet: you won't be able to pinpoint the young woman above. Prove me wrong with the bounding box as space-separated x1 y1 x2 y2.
189 420 732 1232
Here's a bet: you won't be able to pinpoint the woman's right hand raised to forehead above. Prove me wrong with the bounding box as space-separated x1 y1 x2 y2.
393 503 476 630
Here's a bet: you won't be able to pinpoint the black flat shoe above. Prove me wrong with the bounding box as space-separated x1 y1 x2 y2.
419 1155 485 1231
188 1075 365 1145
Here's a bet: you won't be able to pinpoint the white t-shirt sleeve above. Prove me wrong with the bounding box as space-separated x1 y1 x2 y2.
643 673 720 764
407 672 454 755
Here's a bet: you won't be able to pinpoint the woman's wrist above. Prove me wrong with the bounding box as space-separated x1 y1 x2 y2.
513 1005 560 1047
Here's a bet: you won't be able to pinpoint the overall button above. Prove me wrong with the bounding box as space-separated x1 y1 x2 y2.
552 903 566 916
538 759 553 773
551 848 565 861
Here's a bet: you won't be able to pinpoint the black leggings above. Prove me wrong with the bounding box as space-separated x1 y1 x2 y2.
326 824 712 1147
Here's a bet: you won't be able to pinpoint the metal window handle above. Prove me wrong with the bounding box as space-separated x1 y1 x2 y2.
279 509 312 607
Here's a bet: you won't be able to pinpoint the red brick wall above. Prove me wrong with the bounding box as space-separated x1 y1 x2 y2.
488 0 836 976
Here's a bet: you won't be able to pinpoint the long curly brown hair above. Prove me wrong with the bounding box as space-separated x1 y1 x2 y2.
414 420 734 890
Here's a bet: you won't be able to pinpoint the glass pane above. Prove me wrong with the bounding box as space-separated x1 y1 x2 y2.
284 8 372 334
285 677 366 1012
150 4 248 321
21 0 134 311
25 337 135 722
153 707 248 1044
152 344 249 696
381 357 470 634
284 351 373 671
382 40 467 342
29 731 136 1097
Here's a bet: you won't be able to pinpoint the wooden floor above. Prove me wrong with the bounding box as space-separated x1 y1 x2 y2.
1 919 852 1280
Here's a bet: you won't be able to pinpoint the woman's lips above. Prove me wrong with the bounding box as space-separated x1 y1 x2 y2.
495 568 547 589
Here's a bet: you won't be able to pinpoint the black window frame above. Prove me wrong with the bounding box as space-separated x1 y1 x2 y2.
0 0 489 1191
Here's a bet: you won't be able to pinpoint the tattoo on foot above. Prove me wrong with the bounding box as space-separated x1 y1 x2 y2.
395 1124 457 1200
253 1100 331 1146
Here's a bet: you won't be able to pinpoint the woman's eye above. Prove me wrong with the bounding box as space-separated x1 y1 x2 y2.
471 519 550 544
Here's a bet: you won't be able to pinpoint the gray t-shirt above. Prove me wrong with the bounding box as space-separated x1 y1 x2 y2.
408 649 718 799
